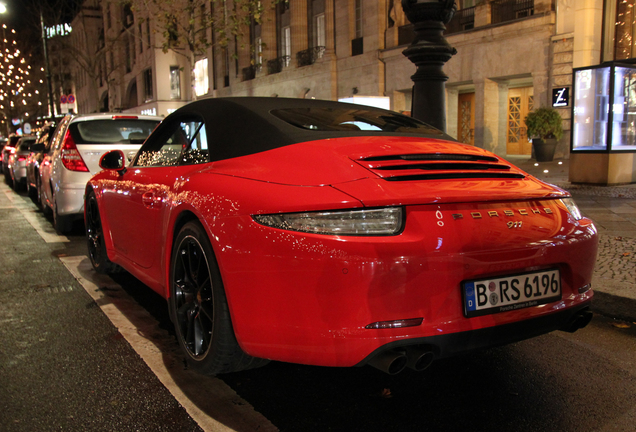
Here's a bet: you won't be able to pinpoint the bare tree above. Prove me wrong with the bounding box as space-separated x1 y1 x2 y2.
130 0 275 99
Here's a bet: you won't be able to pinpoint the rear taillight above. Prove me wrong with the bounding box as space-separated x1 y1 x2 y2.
18 155 27 161
60 130 89 172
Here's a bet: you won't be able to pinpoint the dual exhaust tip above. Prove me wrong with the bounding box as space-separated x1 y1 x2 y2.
367 345 435 375
368 309 594 374
561 309 593 333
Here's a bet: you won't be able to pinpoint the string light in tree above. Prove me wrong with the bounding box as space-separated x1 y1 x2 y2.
0 24 48 136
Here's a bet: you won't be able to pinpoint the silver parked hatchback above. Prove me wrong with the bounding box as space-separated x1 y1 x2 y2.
40 113 162 233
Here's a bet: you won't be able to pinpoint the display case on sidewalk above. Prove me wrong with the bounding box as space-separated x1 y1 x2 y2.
571 62 636 184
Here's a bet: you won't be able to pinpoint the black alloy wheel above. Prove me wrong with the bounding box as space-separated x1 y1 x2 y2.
85 191 119 274
170 221 268 375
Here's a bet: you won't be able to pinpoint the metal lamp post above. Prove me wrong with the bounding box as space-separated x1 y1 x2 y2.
40 9 56 123
401 0 457 132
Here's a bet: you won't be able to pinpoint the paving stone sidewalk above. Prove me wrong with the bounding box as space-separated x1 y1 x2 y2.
510 156 636 322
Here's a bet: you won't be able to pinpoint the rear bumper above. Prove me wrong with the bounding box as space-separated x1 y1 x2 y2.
56 182 87 216
216 199 598 367
356 302 593 366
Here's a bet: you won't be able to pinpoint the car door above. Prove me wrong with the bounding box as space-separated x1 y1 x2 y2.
102 116 209 271
40 116 71 210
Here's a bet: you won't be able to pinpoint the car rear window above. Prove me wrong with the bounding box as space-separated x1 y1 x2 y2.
271 107 444 135
18 138 36 151
70 120 160 145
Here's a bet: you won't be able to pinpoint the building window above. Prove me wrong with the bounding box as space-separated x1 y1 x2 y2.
355 0 362 39
352 37 363 56
123 4 134 28
139 23 143 53
194 58 209 96
125 37 132 73
106 3 111 29
143 68 153 101
615 0 636 60
283 26 291 65
223 48 230 87
491 0 534 25
130 34 136 65
352 0 363 55
146 20 151 48
256 36 263 66
170 66 181 99
315 13 325 48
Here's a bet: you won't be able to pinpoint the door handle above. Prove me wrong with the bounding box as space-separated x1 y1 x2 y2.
142 191 158 207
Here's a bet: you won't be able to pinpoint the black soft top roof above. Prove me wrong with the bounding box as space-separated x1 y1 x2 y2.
165 97 454 162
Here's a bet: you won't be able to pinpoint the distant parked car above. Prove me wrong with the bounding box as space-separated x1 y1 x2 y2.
9 136 36 191
40 113 162 233
26 122 58 205
1 135 20 177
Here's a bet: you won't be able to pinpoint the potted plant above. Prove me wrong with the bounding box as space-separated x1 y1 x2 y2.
524 107 563 162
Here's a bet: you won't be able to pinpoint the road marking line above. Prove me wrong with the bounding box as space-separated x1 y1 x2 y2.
60 256 277 432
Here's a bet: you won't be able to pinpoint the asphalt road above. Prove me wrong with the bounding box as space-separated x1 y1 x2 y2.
1 182 635 432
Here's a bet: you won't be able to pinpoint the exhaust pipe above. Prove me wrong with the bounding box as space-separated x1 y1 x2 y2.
561 310 593 333
406 346 435 372
367 350 408 375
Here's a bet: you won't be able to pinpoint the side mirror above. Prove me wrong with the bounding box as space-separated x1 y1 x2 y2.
99 150 126 173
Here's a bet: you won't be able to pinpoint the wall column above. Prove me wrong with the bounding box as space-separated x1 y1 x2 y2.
474 78 505 157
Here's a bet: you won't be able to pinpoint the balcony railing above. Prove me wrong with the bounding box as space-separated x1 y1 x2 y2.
242 64 260 81
267 56 290 74
445 6 475 34
296 46 326 67
491 0 534 25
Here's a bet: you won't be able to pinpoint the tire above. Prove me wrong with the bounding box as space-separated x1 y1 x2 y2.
34 174 44 210
28 174 38 204
13 176 24 192
53 204 73 235
40 179 52 216
28 184 38 202
170 221 269 375
85 191 121 274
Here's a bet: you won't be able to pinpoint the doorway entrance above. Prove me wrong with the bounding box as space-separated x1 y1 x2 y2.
506 86 534 155
458 92 475 145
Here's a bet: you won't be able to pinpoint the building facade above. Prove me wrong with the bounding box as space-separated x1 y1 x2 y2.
69 0 634 182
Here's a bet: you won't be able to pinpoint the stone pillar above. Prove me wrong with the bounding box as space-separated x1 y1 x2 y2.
474 78 505 156
291 0 309 57
445 86 458 139
572 0 602 68
473 2 490 28
401 0 457 132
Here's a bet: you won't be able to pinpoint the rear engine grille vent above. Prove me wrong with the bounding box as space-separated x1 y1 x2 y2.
356 153 526 181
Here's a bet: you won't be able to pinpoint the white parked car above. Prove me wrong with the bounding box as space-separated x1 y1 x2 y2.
39 113 162 233
9 136 37 191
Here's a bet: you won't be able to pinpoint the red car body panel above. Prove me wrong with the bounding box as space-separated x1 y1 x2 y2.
88 132 597 367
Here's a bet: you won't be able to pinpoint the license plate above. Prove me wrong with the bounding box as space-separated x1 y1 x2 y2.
462 269 561 318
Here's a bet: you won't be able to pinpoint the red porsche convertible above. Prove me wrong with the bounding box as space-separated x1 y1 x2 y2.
85 97 598 375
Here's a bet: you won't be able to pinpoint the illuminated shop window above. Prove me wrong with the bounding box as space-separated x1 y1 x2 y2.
194 58 209 97
573 63 636 152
